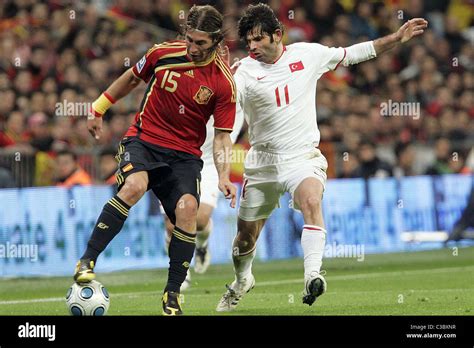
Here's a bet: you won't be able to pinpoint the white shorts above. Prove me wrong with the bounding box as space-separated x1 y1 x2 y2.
238 146 328 221
199 160 220 208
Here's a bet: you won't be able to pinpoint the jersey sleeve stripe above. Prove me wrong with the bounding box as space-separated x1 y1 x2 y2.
334 48 346 70
214 127 233 131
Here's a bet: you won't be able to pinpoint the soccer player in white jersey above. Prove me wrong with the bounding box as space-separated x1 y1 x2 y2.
163 111 244 291
217 3 428 311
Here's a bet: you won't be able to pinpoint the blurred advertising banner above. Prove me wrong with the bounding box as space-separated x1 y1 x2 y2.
0 175 472 277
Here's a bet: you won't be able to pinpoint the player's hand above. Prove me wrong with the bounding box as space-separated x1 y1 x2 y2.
397 18 428 43
87 115 103 140
218 179 237 208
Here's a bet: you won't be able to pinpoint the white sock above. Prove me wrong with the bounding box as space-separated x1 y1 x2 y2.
165 233 171 253
233 245 256 283
196 219 213 249
301 224 327 279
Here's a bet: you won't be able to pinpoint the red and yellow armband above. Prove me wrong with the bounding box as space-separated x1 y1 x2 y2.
90 92 116 118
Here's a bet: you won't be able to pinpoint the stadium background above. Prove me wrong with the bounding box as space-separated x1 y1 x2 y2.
0 0 473 279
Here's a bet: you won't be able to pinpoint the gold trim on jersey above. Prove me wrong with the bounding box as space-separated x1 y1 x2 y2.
153 50 217 75
138 77 158 127
146 42 186 57
215 56 236 103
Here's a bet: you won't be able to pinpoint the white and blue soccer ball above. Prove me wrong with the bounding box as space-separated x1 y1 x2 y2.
66 280 110 316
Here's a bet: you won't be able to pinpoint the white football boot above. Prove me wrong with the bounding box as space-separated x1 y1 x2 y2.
302 271 327 306
216 274 255 312
194 246 211 274
180 269 192 292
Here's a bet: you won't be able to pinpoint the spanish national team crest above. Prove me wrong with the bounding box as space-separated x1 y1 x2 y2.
193 85 214 105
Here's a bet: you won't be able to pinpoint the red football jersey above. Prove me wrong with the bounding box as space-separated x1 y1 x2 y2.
126 40 236 157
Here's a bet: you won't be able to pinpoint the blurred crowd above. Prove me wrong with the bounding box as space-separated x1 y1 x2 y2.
0 0 472 187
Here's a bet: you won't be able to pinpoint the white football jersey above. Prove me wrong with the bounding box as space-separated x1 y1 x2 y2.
200 106 245 166
234 42 345 153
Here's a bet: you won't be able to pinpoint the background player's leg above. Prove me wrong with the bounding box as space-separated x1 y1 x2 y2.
194 202 214 273
165 194 198 294
164 215 174 248
293 177 326 278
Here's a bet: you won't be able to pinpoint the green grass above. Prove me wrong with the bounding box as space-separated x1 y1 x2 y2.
0 247 473 315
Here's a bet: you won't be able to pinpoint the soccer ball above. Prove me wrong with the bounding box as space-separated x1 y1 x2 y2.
66 280 110 316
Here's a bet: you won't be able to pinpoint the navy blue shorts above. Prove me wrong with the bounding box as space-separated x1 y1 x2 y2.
115 137 203 224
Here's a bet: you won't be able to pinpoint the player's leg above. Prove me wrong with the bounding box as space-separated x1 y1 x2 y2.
290 149 328 305
216 179 280 311
159 193 198 315
194 202 214 274
155 156 202 315
74 171 148 282
163 214 192 291
216 217 267 312
194 164 219 273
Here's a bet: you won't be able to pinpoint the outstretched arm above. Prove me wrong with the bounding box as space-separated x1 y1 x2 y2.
373 18 428 55
336 18 428 68
88 68 141 139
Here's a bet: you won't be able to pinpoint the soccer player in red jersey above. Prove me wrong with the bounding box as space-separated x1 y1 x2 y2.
73 5 237 315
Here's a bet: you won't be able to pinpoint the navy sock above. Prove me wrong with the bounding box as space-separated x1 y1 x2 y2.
165 226 196 293
81 195 130 263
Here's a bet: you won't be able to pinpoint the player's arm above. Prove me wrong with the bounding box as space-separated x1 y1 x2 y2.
373 18 428 55
213 129 237 208
88 69 141 139
320 18 428 72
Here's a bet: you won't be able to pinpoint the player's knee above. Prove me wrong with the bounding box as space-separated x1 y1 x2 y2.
299 195 322 215
234 221 259 254
120 178 147 204
176 196 198 220
233 232 257 255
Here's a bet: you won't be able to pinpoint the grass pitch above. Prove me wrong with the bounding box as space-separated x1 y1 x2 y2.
0 247 472 315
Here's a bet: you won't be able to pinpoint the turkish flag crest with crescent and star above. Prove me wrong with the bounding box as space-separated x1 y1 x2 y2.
289 61 304 72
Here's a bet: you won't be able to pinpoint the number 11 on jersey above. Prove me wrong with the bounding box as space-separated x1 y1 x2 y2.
275 85 290 107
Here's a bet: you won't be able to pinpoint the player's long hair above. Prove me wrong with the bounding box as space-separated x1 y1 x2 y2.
179 5 224 52
237 3 284 43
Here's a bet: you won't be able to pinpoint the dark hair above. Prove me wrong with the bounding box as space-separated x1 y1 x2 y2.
56 149 77 161
237 3 284 43
184 5 224 45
